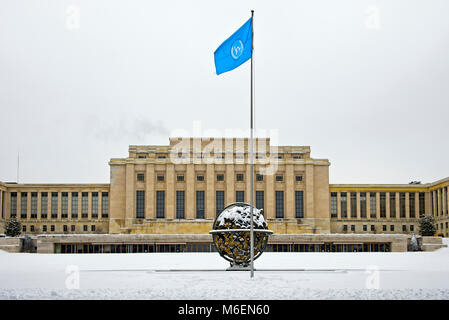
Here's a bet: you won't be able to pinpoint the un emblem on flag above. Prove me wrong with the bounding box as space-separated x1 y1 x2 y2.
230 40 244 60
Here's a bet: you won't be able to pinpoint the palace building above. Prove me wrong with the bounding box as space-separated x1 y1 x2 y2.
0 137 448 253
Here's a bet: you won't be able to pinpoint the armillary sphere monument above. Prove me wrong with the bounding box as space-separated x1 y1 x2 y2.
209 202 273 270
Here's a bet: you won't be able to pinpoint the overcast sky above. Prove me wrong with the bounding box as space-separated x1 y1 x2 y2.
1 0 448 184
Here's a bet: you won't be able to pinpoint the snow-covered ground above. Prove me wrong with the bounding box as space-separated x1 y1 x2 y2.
1 239 449 300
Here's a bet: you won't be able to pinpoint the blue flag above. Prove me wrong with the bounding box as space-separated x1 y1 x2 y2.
214 18 252 75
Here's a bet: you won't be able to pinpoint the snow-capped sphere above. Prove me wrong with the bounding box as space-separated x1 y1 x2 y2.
211 203 272 268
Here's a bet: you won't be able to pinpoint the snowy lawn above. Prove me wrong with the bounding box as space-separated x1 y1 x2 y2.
1 239 449 300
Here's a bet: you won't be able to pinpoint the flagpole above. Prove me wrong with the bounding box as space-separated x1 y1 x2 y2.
250 9 255 278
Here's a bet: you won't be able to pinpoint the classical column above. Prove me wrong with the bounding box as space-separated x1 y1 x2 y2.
125 163 135 220
186 164 195 219
356 192 361 219
266 169 275 219
206 164 215 219
395 192 400 219
146 164 155 219
285 164 294 219
405 192 410 219
414 192 419 218
437 189 442 216
337 192 341 219
386 192 390 219
166 164 175 219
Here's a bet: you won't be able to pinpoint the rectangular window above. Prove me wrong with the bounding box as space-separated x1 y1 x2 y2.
360 192 367 218
40 192 47 218
71 192 78 218
83 225 87 232
275 175 283 182
197 175 204 181
216 174 224 182
91 225 96 232
390 225 394 232
350 192 357 218
102 192 109 218
343 225 348 232
295 191 304 218
31 192 37 218
216 191 225 216
81 192 88 218
256 191 264 210
371 225 375 231
71 225 75 232
137 173 145 181
419 192 425 216
236 173 244 181
380 192 386 218
370 192 376 218
43 225 47 232
340 193 347 218
402 225 407 232
390 193 396 218
350 225 355 232
51 192 58 218
177 175 184 182
50 225 55 232
63 225 68 232
400 193 406 218
10 192 18 218
156 191 165 218
430 192 434 215
330 192 337 218
363 225 367 231
30 225 34 232
275 191 284 218
176 190 185 219
22 225 26 232
410 225 414 232
91 192 98 218
256 174 263 181
136 190 145 218
236 191 245 203
409 193 415 218
21 193 27 219
295 175 303 182
61 192 68 218
157 175 164 182
383 225 387 231
196 191 205 219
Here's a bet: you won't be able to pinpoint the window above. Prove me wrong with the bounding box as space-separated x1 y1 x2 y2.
156 191 165 218
61 192 68 218
402 225 407 232
295 191 304 218
177 175 184 182
42 225 47 232
137 155 147 159
81 192 88 218
293 155 302 159
196 191 205 219
295 175 303 182
137 173 145 182
340 193 347 218
236 191 245 203
216 191 225 216
256 191 264 210
71 192 78 218
176 191 185 219
410 225 414 232
102 192 109 218
382 225 387 231
360 192 367 218
343 225 348 232
350 192 357 218
275 191 284 218
157 155 166 159
41 192 48 218
419 192 425 216
400 193 406 218
71 225 75 232
91 192 98 218
350 225 355 232
22 225 26 232
330 192 337 218
31 192 37 218
236 173 244 181
216 174 224 182
256 174 263 181
51 192 58 218
136 190 145 219
430 192 434 215
390 225 394 232
275 175 283 182
21 193 27 219
197 175 204 181
63 225 68 232
370 225 375 231
380 193 386 218
363 225 367 231
91 225 96 232
390 193 396 218
157 175 165 182
30 225 34 232
50 225 55 232
370 193 377 218
83 225 88 232
409 193 415 218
